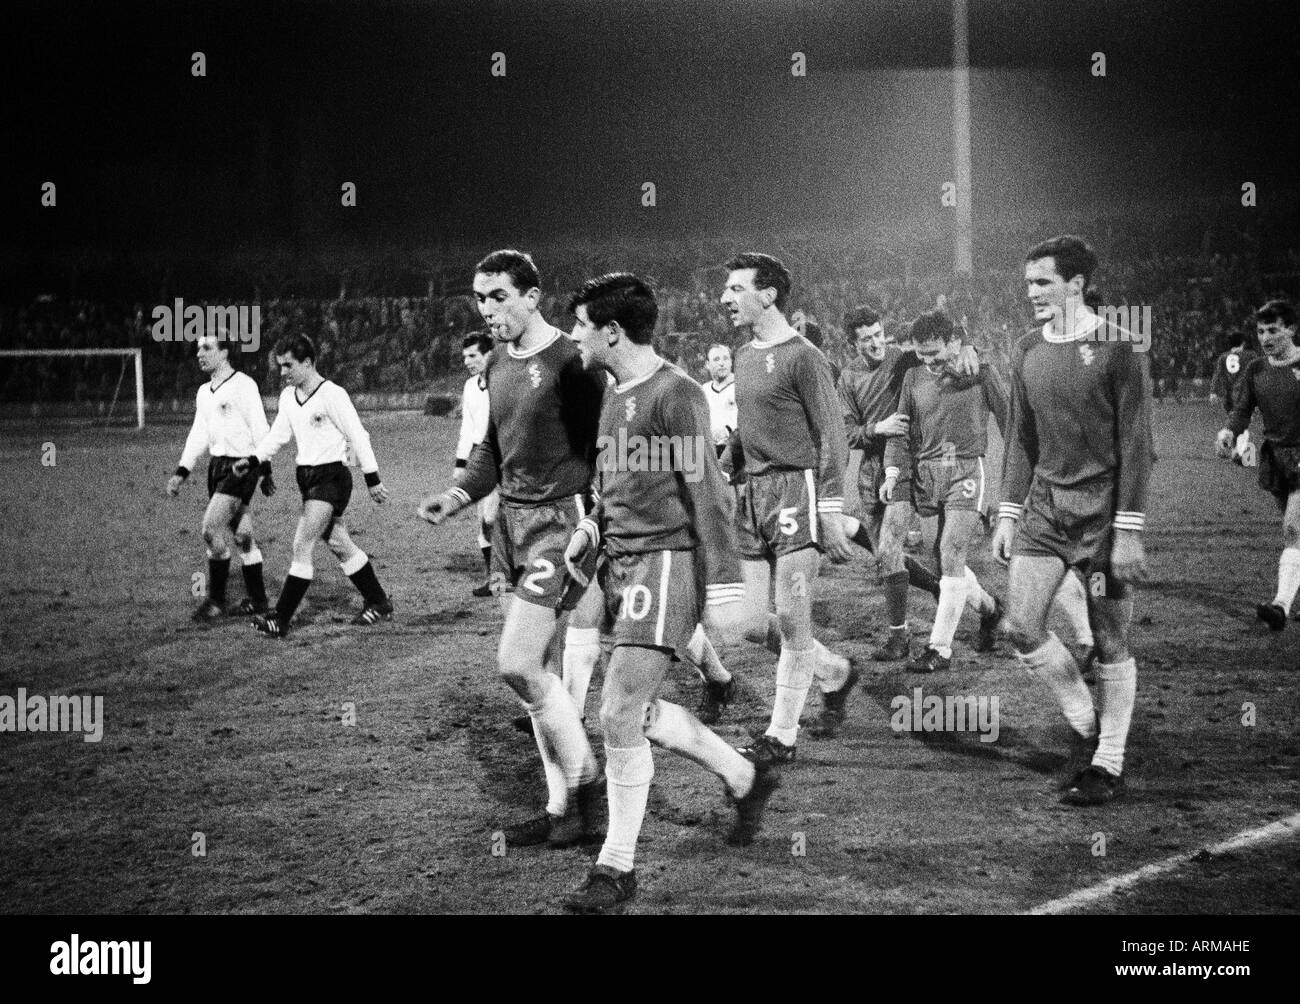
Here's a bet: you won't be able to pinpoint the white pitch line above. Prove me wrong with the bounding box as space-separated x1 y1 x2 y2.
1026 811 1300 915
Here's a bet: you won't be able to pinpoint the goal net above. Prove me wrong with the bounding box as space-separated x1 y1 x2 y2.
0 348 145 428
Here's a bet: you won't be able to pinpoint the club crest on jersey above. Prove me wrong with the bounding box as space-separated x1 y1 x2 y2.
217 401 232 415
1078 343 1096 366
625 396 637 422
765 352 776 373
528 362 542 388
310 412 328 427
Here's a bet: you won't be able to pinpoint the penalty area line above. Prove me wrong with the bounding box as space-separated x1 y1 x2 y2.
1026 810 1300 915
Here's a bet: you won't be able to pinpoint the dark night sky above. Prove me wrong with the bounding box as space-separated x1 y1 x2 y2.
4 0 1298 250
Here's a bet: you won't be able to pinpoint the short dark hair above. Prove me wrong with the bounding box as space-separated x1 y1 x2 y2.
1256 299 1297 328
843 305 881 333
474 249 540 293
802 320 823 348
910 309 958 345
568 272 659 344
274 334 316 364
462 331 493 354
1025 235 1099 291
1225 330 1247 351
724 252 791 310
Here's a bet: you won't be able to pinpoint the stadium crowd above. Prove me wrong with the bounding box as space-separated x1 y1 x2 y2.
3 218 1298 408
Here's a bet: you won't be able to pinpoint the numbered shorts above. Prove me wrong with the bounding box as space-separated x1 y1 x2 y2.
859 452 913 514
490 495 591 611
208 456 259 506
1013 478 1128 599
1258 441 1300 507
912 456 988 519
736 469 820 561
598 548 701 654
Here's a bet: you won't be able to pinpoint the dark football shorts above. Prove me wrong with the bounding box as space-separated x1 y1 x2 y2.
736 468 820 560
1258 441 1300 507
490 494 592 610
912 456 988 519
296 462 353 519
858 452 913 516
598 548 701 654
208 456 260 505
1013 478 1129 599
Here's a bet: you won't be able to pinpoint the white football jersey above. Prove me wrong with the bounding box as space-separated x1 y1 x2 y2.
178 370 270 472
255 380 379 472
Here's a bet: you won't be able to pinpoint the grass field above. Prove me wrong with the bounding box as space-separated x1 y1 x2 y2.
1 401 1297 914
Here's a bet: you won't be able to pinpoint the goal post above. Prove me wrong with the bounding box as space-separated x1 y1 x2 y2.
0 348 145 429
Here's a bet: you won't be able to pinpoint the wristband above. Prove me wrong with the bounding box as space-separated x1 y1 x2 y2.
175 466 190 480
364 471 382 488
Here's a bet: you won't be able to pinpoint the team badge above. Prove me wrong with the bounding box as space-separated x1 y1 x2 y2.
528 362 542 388
625 396 637 421
1078 343 1095 366
218 401 231 415
310 412 328 427
765 352 776 373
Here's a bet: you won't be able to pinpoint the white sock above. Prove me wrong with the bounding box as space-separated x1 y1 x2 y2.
1093 658 1137 776
561 627 601 716
339 550 368 576
1273 547 1300 614
962 566 994 614
525 704 567 817
1017 632 1097 738
813 639 849 692
1053 572 1094 647
929 575 968 658
597 743 653 873
525 674 597 816
768 646 815 745
241 548 263 566
288 560 314 580
684 624 732 684
644 699 754 797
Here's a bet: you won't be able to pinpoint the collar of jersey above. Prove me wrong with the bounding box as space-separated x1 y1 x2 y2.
294 379 328 406
208 371 238 393
1042 310 1102 344
615 357 665 393
507 326 561 359
707 375 734 392
749 328 800 350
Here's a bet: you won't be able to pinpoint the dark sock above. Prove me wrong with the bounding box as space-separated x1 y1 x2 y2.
884 570 909 626
849 523 875 553
481 542 492 578
208 557 231 605
348 561 389 606
904 556 941 599
275 575 311 623
241 561 267 605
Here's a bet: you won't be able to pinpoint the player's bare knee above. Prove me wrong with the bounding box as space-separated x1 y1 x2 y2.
234 529 255 552
1003 615 1043 653
1283 523 1300 549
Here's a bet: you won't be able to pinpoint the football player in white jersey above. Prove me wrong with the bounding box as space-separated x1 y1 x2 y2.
167 334 274 621
234 335 392 637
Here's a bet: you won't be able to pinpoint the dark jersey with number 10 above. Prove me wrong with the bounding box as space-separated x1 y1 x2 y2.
578 359 742 603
